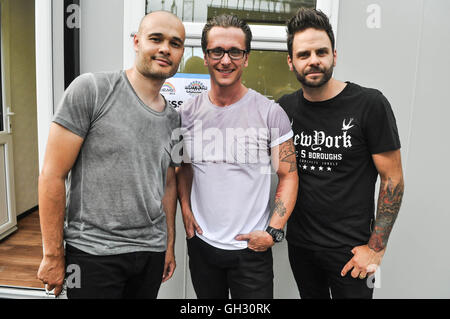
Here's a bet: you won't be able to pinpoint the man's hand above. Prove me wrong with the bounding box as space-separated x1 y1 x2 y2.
235 230 274 252
340 245 385 279
37 255 65 297
181 209 203 239
162 249 176 283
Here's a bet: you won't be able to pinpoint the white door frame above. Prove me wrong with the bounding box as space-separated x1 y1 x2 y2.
0 0 17 240
0 133 17 240
35 0 54 172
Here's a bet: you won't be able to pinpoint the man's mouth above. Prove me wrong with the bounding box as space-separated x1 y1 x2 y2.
217 69 234 74
306 69 323 76
152 57 172 66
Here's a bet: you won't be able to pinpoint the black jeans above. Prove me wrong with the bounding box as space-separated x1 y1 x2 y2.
288 243 374 299
187 235 274 299
65 244 165 299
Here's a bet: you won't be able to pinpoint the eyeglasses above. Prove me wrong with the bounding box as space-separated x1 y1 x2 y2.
206 47 248 60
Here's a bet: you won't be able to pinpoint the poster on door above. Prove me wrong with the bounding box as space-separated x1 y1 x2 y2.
160 73 210 109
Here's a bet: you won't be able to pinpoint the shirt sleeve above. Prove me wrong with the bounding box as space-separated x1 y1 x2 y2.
52 73 96 139
363 92 401 154
267 102 294 148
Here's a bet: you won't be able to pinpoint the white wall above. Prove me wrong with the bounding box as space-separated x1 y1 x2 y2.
79 0 123 74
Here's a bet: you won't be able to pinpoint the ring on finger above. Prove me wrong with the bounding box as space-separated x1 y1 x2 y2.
359 273 366 279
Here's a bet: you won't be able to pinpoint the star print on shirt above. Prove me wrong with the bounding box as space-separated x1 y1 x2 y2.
299 165 333 172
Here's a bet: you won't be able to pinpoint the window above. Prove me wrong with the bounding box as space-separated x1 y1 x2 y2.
146 0 316 25
179 47 299 101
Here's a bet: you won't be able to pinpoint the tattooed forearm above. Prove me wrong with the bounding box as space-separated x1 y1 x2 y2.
279 140 297 173
274 198 287 217
368 177 404 252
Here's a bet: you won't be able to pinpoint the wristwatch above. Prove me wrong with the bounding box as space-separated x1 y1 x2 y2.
266 226 285 243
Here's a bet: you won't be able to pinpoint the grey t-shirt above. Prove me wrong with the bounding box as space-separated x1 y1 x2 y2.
53 71 181 256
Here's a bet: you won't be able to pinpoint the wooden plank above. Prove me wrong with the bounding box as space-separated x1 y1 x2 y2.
0 210 44 289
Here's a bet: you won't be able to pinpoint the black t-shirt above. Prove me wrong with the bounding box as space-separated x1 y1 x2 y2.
278 82 401 251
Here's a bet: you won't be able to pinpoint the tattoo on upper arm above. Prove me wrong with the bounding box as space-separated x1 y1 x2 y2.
279 140 297 173
274 198 287 217
368 177 404 252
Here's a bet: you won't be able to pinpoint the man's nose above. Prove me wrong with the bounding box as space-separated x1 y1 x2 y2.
309 53 320 65
220 52 232 64
159 40 170 55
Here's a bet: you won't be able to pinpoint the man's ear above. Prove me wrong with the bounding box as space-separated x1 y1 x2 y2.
333 49 337 67
287 55 293 71
133 34 139 53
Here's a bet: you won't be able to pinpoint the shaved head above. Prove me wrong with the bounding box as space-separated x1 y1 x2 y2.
138 11 185 38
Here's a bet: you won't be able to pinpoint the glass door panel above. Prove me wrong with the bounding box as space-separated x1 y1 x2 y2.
179 48 300 101
146 0 316 25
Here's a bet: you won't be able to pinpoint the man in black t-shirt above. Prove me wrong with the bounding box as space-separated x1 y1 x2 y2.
277 8 404 299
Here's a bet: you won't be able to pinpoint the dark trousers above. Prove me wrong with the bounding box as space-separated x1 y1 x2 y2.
65 244 165 299
187 235 274 299
288 243 374 299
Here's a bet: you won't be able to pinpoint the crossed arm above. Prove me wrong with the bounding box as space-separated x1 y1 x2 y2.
341 149 404 278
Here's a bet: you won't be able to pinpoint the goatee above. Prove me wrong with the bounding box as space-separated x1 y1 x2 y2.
293 65 334 88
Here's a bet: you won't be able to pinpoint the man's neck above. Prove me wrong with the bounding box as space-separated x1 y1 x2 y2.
126 67 166 112
302 78 347 103
208 82 248 107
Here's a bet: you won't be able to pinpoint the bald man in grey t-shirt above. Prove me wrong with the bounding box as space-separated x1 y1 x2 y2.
37 11 185 299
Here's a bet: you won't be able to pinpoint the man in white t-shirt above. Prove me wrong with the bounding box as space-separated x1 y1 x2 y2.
176 14 299 299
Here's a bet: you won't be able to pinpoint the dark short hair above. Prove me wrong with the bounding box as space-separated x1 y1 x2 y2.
201 14 252 53
286 8 335 58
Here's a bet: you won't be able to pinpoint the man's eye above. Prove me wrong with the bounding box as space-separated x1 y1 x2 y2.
211 49 223 54
150 37 161 42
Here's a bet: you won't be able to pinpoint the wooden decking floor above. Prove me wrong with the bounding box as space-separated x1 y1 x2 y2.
0 210 44 289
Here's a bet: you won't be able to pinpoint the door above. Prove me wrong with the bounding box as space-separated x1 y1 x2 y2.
0 0 17 240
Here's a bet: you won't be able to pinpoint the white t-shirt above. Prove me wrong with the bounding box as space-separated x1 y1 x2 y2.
179 89 293 250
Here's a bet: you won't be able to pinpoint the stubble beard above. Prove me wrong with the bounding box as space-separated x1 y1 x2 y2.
137 56 179 81
293 64 334 89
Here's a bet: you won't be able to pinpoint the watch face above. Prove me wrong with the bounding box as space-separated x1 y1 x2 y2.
267 227 284 242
